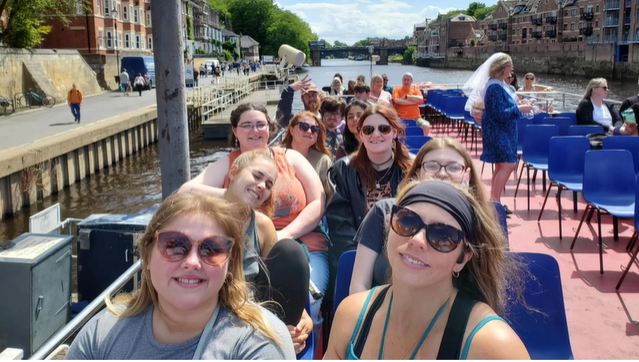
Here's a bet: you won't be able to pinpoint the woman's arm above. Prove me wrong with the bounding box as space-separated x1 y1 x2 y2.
606 101 623 128
575 99 594 126
277 149 325 240
350 244 378 294
255 211 278 258
323 292 369 360
179 155 230 197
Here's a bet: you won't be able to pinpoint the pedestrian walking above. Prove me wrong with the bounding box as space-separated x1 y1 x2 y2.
67 83 83 123
193 67 199 87
120 68 131 97
134 73 145 96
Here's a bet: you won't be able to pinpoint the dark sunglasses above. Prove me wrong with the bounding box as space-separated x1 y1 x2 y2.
155 230 234 266
525 77 534 80
390 205 465 252
600 86 609 91
361 124 392 136
296 122 320 133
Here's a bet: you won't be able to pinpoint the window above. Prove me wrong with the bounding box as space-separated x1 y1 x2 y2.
139 10 143 25
117 3 121 19
125 34 130 48
580 7 584 14
596 5 599 12
571 23 575 31
595 21 598 27
75 0 83 15
146 12 151 26
587 6 593 13
136 35 140 48
579 22 583 29
564 10 568 16
123 6 127 20
134 7 138 23
99 29 103 47
571 9 576 16
104 0 109 16
564 23 568 30
148 37 153 50
107 31 113 48
96 0 101 15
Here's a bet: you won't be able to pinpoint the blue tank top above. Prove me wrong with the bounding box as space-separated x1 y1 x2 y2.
344 288 506 360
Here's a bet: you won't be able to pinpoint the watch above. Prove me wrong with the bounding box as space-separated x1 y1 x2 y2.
404 95 408 100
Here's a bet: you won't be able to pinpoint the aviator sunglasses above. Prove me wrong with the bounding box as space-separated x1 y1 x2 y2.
390 205 466 252
155 230 234 266
361 124 392 136
296 121 320 133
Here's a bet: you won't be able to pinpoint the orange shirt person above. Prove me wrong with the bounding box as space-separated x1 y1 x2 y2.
392 72 429 135
67 83 83 124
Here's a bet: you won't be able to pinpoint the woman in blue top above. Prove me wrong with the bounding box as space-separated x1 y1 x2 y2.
465 53 532 213
324 180 529 360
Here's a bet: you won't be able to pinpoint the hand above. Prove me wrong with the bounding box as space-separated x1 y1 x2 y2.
460 168 471 191
276 229 292 241
287 322 310 354
290 75 312 92
518 104 533 114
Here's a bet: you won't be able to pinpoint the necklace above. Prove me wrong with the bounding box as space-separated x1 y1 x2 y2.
378 292 447 360
371 153 393 170
375 165 394 189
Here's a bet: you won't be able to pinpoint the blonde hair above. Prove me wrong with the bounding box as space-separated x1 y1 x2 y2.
226 150 277 217
370 74 384 88
583 77 607 100
488 53 512 79
105 190 281 345
390 180 525 317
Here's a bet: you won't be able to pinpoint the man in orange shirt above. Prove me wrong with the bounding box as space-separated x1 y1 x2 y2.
67 84 83 124
392 72 430 135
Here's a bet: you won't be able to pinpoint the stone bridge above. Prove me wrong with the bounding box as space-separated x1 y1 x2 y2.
309 45 408 66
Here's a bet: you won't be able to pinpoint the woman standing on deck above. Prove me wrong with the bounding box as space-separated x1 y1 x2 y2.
464 53 532 214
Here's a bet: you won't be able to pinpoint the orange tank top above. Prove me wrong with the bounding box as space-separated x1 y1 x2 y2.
224 148 327 252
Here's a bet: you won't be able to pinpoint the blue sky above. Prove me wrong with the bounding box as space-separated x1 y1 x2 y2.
276 0 499 45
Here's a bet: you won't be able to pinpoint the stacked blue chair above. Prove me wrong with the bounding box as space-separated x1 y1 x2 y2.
514 125 560 211
603 136 639 174
535 117 575 135
514 118 533 183
538 136 590 239
556 112 577 123
571 150 636 274
404 126 423 137
568 125 603 136
401 119 417 128
616 174 639 290
333 250 356 315
404 135 432 154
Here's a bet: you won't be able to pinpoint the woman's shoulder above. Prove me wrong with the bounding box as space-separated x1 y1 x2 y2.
463 302 529 359
577 98 592 108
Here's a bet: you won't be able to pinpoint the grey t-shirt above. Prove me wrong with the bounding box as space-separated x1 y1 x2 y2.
354 198 394 286
65 304 295 360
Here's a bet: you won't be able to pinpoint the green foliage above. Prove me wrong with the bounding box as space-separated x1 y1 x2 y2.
470 38 476 46
352 38 372 47
206 0 231 25
186 1 194 41
320 39 333 48
438 2 495 21
447 39 459 47
466 2 485 17
474 4 496 20
334 40 348 47
402 46 415 64
222 49 233 61
0 0 78 48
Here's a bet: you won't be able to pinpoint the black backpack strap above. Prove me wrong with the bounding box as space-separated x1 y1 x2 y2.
353 285 391 358
436 291 477 360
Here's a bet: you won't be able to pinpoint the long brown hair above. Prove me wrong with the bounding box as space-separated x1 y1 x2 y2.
351 104 412 191
225 149 277 217
228 103 277 147
105 190 281 345
281 111 331 158
392 180 525 317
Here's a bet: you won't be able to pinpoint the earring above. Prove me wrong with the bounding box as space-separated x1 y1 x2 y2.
452 270 460 278
225 272 234 281
235 138 239 148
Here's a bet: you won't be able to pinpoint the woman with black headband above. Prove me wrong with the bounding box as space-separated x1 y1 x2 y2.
324 180 529 360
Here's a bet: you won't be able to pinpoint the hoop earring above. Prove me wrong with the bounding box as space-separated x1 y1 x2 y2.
452 270 460 278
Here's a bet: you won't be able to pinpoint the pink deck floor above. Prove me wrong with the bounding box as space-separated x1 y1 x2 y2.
431 124 639 359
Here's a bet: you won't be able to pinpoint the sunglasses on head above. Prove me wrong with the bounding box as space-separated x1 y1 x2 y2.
390 205 465 252
155 230 234 266
361 124 392 136
296 121 320 133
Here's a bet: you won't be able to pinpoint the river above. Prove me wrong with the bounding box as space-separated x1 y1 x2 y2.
2 58 638 241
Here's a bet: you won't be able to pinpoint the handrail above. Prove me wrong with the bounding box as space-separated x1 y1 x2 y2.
29 260 142 360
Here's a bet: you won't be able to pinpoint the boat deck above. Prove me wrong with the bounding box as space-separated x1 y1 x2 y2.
429 124 639 359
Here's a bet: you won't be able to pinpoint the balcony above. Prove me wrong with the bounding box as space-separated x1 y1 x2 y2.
532 31 543 38
579 27 594 35
499 22 508 29
604 0 620 10
580 12 594 21
546 16 557 24
531 17 543 25
499 33 508 40
624 16 631 24
546 29 557 37
603 17 620 26
488 23 498 30
489 35 498 41
619 34 639 43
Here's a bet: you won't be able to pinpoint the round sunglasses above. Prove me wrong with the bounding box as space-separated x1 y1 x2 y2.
390 205 465 252
361 124 392 136
155 230 234 266
296 121 320 134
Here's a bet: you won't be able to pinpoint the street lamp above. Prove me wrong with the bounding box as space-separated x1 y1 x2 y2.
368 45 374 80
111 7 120 75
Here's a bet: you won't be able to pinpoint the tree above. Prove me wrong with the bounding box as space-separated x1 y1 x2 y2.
402 46 415 64
206 0 231 25
227 0 274 55
466 2 485 17
265 10 315 58
334 40 348 47
0 0 77 48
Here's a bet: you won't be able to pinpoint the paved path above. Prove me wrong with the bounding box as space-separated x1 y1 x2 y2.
0 69 268 152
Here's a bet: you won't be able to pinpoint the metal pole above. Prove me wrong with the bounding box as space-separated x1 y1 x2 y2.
152 0 190 199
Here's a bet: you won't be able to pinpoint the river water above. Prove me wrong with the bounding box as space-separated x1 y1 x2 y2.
2 58 638 241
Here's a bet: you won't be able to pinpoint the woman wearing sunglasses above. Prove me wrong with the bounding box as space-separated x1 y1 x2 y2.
349 137 492 294
335 100 369 160
66 191 295 359
325 104 412 300
517 72 553 112
324 180 528 360
576 78 622 133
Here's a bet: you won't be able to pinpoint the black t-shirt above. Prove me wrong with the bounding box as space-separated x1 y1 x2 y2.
354 198 394 286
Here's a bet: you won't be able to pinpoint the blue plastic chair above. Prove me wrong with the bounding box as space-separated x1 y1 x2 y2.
404 126 423 136
571 150 636 274
507 252 574 359
514 125 560 211
401 119 417 127
531 112 549 124
616 174 639 290
535 117 575 135
556 112 577 123
538 136 590 239
603 136 639 174
568 125 603 136
491 201 509 248
333 250 356 315
296 298 315 360
403 135 431 151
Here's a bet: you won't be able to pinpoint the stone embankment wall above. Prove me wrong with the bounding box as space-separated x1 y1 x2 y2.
0 49 102 101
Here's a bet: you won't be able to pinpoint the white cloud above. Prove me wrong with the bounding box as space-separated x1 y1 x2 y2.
284 2 457 45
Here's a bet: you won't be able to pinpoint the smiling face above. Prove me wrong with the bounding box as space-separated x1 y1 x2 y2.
372 78 384 93
302 92 321 113
402 75 412 89
387 202 468 287
322 109 342 131
418 147 467 184
148 212 230 312
232 110 269 151
291 116 320 151
360 113 396 155
228 159 277 208
346 105 365 138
